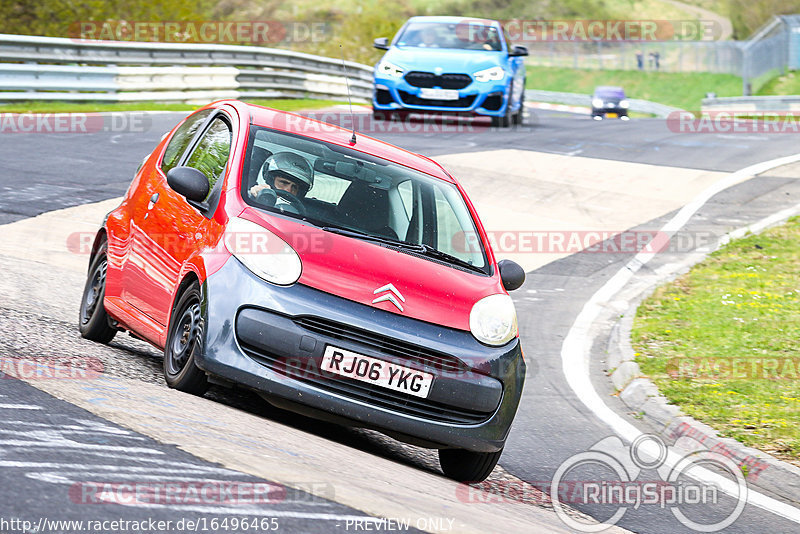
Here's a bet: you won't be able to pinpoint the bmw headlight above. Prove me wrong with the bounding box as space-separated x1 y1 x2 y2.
376 60 404 78
592 98 604 108
469 294 518 346
620 99 630 109
474 66 505 83
224 217 302 286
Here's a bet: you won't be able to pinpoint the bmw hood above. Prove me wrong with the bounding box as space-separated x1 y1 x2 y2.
380 47 504 76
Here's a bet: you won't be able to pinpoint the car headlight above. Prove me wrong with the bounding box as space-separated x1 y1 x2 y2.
469 294 518 346
620 99 630 109
376 60 404 78
474 66 505 83
592 98 604 108
224 217 302 286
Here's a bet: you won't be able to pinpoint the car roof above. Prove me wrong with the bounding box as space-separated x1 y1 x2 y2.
406 16 499 26
219 100 455 184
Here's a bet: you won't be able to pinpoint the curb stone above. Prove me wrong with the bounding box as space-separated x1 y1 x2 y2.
606 205 800 504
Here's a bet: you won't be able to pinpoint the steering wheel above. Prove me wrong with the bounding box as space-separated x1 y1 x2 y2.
274 189 307 217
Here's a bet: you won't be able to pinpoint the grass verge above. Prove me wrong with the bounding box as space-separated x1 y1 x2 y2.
0 99 347 114
632 217 800 466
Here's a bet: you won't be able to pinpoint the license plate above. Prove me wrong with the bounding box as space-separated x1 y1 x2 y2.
419 88 459 100
321 346 434 399
606 112 618 118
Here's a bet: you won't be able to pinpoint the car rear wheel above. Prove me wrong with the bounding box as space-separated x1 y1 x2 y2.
439 447 503 482
78 238 117 344
164 282 209 395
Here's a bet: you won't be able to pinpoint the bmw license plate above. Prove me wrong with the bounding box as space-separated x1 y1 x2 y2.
418 88 459 100
606 112 618 118
321 345 434 398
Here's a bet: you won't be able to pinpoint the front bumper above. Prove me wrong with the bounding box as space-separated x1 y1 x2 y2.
373 75 510 117
197 256 526 452
592 105 628 117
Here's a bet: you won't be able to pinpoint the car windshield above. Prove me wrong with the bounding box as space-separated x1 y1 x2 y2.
396 21 503 51
594 87 625 99
241 127 489 273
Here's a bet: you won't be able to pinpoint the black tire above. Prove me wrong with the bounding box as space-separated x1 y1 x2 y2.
78 238 117 344
164 282 209 395
439 447 503 482
491 89 513 129
512 82 525 126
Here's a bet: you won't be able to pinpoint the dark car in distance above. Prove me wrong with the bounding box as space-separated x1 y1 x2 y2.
591 86 630 120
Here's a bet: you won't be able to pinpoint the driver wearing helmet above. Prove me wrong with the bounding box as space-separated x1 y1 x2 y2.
248 152 314 212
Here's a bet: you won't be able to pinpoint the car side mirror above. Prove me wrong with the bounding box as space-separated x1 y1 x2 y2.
498 259 525 291
509 45 529 57
167 166 209 203
373 37 389 50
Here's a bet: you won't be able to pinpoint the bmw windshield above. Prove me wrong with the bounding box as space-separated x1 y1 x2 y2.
241 127 489 273
395 21 503 51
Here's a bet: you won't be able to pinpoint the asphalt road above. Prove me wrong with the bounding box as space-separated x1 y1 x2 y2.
1 107 799 533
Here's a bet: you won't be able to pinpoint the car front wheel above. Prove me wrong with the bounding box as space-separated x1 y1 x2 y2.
164 281 209 395
491 89 513 128
439 447 503 482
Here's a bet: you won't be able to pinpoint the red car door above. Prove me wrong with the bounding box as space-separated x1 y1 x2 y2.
126 111 233 330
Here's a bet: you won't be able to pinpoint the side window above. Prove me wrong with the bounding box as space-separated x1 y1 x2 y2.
161 109 212 174
433 186 461 256
397 180 414 221
184 118 232 199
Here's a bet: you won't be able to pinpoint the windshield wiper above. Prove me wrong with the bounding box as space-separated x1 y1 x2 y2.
415 243 484 273
321 226 425 251
322 226 484 273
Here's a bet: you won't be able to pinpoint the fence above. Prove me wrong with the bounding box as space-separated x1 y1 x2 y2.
0 33 373 103
522 15 800 95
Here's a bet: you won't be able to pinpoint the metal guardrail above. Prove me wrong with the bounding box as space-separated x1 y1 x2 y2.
0 33 373 103
525 89 683 117
701 95 800 112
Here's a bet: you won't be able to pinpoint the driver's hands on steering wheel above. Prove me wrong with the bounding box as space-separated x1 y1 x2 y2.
249 183 306 216
273 188 307 216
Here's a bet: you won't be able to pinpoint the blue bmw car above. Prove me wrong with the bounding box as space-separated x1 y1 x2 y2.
372 16 528 128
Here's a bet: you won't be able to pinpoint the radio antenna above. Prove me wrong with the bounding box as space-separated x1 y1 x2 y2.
339 44 358 145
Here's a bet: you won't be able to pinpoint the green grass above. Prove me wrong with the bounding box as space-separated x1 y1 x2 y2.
759 71 800 96
0 99 346 114
632 217 800 465
525 66 743 111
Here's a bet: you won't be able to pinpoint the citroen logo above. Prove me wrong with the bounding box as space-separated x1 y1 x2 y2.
372 283 405 312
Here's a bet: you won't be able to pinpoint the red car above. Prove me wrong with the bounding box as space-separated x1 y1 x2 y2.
79 100 526 482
